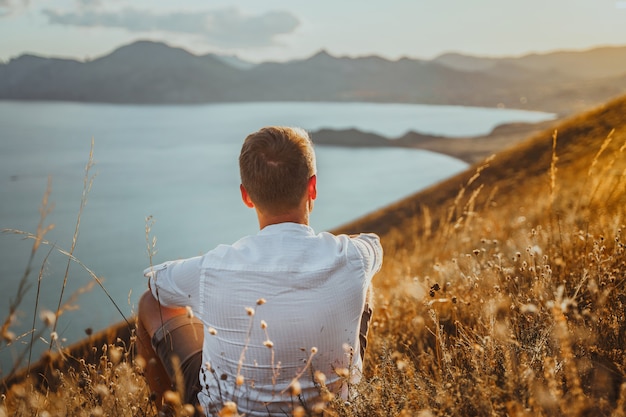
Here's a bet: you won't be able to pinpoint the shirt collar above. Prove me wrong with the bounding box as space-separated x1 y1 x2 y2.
258 222 315 236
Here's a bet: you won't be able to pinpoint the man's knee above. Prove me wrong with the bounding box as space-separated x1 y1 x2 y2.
137 290 170 338
139 290 156 315
138 290 158 324
138 290 190 338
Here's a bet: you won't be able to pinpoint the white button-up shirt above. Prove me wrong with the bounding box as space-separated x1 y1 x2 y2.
145 222 382 416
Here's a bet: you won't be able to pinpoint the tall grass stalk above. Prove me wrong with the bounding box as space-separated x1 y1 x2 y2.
1 142 132 383
0 177 54 347
50 139 96 350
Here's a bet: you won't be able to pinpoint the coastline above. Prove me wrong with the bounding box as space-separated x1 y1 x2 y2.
311 118 560 164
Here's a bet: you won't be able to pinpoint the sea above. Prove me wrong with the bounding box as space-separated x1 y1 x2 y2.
0 100 554 373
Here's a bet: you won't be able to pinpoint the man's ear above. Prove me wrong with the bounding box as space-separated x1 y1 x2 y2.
308 175 317 201
240 184 255 208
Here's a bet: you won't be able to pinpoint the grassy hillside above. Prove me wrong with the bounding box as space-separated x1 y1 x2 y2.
334 94 626 416
337 93 626 250
2 95 626 416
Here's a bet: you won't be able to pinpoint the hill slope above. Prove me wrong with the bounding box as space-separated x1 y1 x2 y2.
335 93 626 247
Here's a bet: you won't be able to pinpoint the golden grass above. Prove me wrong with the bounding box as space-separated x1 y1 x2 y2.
2 95 626 416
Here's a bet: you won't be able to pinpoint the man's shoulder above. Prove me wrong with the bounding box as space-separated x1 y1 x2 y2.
316 231 382 258
343 233 383 271
339 232 381 246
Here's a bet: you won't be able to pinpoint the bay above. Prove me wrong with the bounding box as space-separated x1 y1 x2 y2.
0 100 553 373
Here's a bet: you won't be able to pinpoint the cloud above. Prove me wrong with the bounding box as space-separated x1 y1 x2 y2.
41 7 300 47
77 0 103 7
0 0 29 17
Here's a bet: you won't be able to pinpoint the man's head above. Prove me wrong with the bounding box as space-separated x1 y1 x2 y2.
239 126 317 215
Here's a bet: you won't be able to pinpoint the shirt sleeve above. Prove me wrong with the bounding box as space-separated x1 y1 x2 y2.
350 233 383 275
143 256 203 309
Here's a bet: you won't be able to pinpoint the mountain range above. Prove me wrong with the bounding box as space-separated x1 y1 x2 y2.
2 40 626 115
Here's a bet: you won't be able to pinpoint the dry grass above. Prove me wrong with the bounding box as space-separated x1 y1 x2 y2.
2 96 626 416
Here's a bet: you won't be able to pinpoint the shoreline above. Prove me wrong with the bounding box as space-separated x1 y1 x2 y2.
311 118 560 164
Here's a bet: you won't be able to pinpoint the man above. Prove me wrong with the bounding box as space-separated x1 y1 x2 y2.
136 126 383 416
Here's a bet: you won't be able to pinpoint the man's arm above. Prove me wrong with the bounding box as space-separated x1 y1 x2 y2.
350 233 383 275
143 256 203 309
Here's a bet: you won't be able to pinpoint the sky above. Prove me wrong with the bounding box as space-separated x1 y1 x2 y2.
1 0 626 63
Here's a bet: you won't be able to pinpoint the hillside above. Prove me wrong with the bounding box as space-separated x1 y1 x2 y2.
334 94 625 236
2 41 626 115
2 94 626 415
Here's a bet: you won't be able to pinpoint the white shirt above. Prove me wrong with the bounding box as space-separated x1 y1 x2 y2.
144 222 382 416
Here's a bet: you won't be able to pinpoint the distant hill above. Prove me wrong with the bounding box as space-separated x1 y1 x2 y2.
2 40 626 115
310 118 560 164
434 46 626 79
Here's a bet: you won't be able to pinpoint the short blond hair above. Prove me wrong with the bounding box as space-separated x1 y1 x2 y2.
239 126 316 213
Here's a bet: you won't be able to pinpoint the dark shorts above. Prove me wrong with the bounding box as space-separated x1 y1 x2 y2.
151 315 204 407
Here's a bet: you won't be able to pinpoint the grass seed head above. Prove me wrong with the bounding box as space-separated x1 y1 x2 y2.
314 371 326 385
311 402 326 414
183 404 196 416
218 401 239 417
134 355 146 371
2 330 15 343
335 368 350 379
163 390 181 406
292 405 306 417
289 379 302 396
94 384 109 399
40 310 56 327
90 406 104 416
108 346 123 364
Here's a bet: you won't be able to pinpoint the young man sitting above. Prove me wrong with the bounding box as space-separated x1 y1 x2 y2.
136 126 383 416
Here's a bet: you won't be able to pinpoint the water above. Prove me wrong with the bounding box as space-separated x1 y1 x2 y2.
0 100 554 373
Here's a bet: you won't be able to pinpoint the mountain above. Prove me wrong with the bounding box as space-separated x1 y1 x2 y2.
211 54 257 70
434 45 626 80
0 41 242 102
2 40 626 115
240 50 510 104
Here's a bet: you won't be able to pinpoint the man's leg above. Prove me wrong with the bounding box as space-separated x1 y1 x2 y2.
136 290 203 409
358 286 374 361
358 303 372 361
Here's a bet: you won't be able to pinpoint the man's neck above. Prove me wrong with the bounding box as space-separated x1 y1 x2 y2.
255 201 311 229
257 211 309 229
